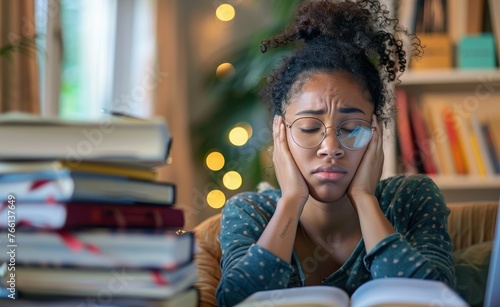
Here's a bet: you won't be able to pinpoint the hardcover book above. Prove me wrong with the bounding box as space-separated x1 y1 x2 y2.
0 201 185 230
0 170 176 205
0 230 194 270
0 112 172 167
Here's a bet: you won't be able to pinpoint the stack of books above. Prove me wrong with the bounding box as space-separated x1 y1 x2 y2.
0 112 198 306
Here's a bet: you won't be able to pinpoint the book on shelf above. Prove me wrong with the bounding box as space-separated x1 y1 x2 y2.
395 89 418 174
0 170 176 205
420 94 456 175
235 278 468 307
409 101 438 175
0 112 172 168
0 201 185 230
482 121 500 174
486 116 500 170
489 0 500 66
442 106 468 174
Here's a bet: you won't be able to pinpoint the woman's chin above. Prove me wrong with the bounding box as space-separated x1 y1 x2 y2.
308 187 347 204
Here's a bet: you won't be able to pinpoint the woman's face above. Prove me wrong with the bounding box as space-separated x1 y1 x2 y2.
283 71 375 203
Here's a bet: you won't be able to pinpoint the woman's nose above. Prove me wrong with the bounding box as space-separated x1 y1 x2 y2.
318 126 344 158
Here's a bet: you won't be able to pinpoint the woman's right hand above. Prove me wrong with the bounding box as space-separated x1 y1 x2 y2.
272 115 309 208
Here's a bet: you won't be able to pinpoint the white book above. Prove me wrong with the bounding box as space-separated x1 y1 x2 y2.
236 278 468 307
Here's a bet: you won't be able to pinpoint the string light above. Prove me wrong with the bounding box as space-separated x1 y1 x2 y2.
206 151 225 171
216 4 235 21
207 189 226 209
216 62 235 80
229 126 249 146
223 171 242 190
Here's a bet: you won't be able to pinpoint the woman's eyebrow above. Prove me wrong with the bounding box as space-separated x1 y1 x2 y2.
339 107 365 114
295 107 365 116
295 109 325 116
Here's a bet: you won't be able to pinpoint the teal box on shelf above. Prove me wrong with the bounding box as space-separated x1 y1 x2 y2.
458 33 497 69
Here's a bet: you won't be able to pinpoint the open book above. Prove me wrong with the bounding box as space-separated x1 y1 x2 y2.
235 278 469 307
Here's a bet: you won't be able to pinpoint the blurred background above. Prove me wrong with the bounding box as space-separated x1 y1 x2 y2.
0 0 301 229
2 0 500 229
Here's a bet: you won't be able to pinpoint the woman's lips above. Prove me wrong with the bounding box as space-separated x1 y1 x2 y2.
313 165 347 181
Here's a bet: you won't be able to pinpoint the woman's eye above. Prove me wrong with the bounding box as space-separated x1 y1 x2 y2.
339 128 354 134
299 127 321 134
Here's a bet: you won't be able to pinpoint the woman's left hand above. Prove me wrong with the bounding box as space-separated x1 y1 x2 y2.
347 114 384 200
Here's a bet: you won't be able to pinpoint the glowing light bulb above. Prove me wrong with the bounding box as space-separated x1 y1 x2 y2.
207 189 226 209
223 171 242 190
216 4 235 21
216 62 235 80
229 126 249 146
206 151 225 171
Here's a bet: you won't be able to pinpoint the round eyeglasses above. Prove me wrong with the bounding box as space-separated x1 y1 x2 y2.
284 117 375 150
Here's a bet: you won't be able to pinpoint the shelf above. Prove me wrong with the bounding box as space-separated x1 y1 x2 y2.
426 175 500 203
399 68 500 86
429 175 500 190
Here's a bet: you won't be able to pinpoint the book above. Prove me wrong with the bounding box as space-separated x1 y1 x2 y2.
0 230 194 270
3 287 199 307
481 123 500 174
0 170 176 205
0 112 172 167
466 0 485 35
453 112 482 176
470 114 496 176
420 94 456 175
442 106 468 174
489 0 500 66
0 160 158 181
0 201 185 230
485 116 500 173
409 101 438 174
395 89 418 174
9 264 198 300
447 0 467 46
235 278 468 307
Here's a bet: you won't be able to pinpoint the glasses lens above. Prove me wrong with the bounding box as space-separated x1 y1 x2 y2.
337 119 373 149
290 117 325 148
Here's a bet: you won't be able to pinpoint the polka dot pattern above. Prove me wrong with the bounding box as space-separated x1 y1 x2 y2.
216 175 456 307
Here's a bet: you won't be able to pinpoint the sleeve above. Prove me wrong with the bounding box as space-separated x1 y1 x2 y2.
216 192 295 307
363 175 456 288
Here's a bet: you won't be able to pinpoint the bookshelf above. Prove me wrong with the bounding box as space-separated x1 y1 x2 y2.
395 68 500 203
400 69 500 86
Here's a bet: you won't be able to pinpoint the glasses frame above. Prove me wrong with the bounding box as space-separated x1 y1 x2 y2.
284 117 375 150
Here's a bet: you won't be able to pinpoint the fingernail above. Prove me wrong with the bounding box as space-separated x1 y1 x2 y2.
274 115 278 124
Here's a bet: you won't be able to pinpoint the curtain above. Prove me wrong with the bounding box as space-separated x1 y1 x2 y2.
0 0 40 114
155 0 197 230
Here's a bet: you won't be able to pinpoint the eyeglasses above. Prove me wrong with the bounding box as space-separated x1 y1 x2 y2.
284 117 375 150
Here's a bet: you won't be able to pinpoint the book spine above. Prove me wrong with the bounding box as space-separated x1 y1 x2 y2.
65 203 185 229
442 107 468 174
481 123 500 174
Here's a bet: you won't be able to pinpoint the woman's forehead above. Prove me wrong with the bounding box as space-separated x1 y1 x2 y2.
285 71 373 114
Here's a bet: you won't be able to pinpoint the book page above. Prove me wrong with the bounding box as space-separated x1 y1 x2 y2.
235 286 349 307
351 278 468 307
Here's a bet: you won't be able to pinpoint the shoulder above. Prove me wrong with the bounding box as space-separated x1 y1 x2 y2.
221 187 281 223
376 174 445 213
377 174 441 198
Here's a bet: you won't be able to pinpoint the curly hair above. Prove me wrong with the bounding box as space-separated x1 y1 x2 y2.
260 0 421 123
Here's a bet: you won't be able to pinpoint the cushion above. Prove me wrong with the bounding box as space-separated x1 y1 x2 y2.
193 213 222 307
453 241 493 307
447 201 498 252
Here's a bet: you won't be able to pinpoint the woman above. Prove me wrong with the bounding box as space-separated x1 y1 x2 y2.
216 0 455 306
